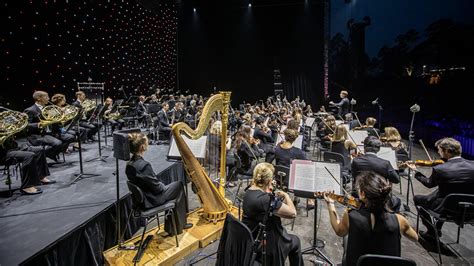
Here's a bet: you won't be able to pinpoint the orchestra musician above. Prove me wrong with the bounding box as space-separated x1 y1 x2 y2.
234 125 263 175
72 91 98 142
322 171 418 266
253 116 275 163
125 133 192 235
103 97 125 131
50 93 77 152
407 138 474 242
156 102 172 140
331 124 357 169
136 95 151 127
24 91 64 161
329 90 350 117
381 127 408 160
242 163 301 266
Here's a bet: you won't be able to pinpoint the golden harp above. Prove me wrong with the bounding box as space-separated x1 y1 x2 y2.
171 91 232 222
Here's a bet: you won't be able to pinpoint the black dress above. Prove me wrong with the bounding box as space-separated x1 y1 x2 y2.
125 155 188 235
242 189 302 266
344 206 401 266
274 145 307 168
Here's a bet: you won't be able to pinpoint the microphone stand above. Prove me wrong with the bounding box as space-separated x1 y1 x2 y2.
376 102 383 131
404 104 420 212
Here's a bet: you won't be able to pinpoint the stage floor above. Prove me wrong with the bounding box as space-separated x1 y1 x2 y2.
0 139 179 266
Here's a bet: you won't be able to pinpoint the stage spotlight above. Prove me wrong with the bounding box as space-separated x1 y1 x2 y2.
248 3 252 7
193 8 196 12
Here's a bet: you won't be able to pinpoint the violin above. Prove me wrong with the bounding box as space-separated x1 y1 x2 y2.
353 125 369 130
399 159 445 168
314 192 361 209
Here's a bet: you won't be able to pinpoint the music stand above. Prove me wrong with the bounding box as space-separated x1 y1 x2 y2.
70 109 100 184
86 104 108 162
289 160 337 265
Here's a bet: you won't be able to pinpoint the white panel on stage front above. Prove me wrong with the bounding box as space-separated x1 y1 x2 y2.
276 134 303 149
348 130 369 146
168 135 207 159
377 147 399 170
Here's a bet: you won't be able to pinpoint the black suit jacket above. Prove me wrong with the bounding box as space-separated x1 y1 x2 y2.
334 97 350 116
157 109 170 128
125 156 166 209
414 157 474 198
136 102 147 116
24 104 43 135
351 153 400 184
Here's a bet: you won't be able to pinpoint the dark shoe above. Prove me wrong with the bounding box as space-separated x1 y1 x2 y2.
41 179 57 185
21 188 43 195
183 223 193 229
419 230 438 242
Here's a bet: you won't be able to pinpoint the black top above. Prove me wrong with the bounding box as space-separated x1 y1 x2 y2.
242 189 292 265
157 109 170 128
253 127 274 144
274 145 307 168
125 155 166 209
331 141 351 169
24 104 42 135
345 207 401 266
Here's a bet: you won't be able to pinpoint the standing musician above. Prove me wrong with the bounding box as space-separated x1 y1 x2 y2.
322 171 418 266
242 163 301 266
407 138 474 242
103 97 125 131
329 90 350 117
24 91 64 161
72 91 98 142
125 133 192 235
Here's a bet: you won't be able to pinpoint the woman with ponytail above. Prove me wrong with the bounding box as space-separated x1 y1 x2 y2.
323 171 418 265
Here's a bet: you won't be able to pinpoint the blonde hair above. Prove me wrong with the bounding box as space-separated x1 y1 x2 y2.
283 128 299 143
340 90 348 97
210 120 222 135
128 133 148 155
384 127 401 141
252 163 275 188
366 117 377 126
333 124 348 142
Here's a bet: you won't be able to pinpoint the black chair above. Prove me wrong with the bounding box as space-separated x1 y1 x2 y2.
416 193 474 265
0 158 19 196
233 152 254 206
126 181 179 257
357 254 417 266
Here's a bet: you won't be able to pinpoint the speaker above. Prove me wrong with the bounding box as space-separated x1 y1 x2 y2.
113 128 141 161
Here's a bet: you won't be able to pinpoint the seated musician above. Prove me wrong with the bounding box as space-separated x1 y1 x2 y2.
351 136 401 210
381 127 408 160
242 163 301 266
103 97 125 131
407 138 474 242
50 93 77 152
253 116 275 163
364 117 379 137
125 133 192 235
331 124 357 169
343 113 361 130
303 105 313 117
323 171 418 266
275 129 306 169
1 137 55 195
72 91 98 141
24 91 64 161
317 115 336 149
156 102 171 139
234 125 263 175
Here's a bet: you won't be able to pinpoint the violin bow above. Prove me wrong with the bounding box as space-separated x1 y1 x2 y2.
324 166 351 196
418 139 433 161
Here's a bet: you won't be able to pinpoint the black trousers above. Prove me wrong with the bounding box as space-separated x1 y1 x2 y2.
159 181 188 235
5 147 50 189
27 134 63 160
80 121 98 139
414 190 444 234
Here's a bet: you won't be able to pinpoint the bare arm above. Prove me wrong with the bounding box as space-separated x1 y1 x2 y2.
325 195 350 237
396 214 418 242
274 191 297 219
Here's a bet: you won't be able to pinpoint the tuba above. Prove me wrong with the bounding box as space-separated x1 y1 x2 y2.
172 92 232 222
0 111 28 146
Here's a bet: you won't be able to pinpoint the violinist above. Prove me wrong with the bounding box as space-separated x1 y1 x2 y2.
323 171 418 266
331 124 357 167
317 115 336 149
234 125 263 175
253 116 275 163
242 163 301 266
355 117 379 137
407 138 474 242
381 127 408 160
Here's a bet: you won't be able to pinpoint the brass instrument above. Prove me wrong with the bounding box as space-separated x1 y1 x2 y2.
81 99 96 113
61 104 79 124
39 105 64 128
0 111 28 146
172 92 232 222
104 111 121 120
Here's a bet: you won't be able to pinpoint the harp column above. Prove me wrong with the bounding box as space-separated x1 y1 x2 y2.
219 91 232 197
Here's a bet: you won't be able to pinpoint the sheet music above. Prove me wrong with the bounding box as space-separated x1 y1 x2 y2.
275 134 303 149
376 147 399 170
305 117 316 127
348 130 368 146
289 160 341 193
168 135 207 159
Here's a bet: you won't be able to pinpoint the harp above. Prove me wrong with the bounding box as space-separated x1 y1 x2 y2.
172 91 232 222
